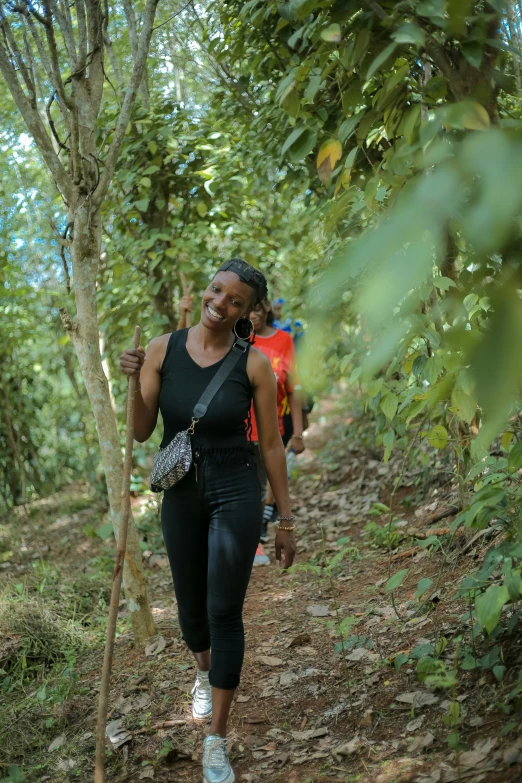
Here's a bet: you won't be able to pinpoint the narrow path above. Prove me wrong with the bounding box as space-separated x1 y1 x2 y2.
2 398 522 782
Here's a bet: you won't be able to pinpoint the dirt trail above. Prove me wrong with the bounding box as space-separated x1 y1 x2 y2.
2 398 522 782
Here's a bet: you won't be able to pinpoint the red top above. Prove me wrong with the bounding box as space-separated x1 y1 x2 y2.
250 329 296 442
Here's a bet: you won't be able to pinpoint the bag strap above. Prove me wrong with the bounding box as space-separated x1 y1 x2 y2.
191 338 249 422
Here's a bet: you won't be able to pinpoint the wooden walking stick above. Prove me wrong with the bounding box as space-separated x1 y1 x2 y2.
94 325 141 783
179 270 194 327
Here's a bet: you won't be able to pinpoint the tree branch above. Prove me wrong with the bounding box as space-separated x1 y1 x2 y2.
76 0 88 70
0 4 37 105
41 0 73 115
94 0 159 207
0 31 74 203
52 0 77 63
122 0 150 110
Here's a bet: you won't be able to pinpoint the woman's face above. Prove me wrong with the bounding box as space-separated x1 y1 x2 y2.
249 301 268 332
201 271 254 331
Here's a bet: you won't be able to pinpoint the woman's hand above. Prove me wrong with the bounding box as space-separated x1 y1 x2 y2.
179 294 194 314
275 529 296 569
120 346 145 377
291 435 305 455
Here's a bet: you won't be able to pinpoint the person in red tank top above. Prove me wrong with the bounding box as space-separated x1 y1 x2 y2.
249 298 305 553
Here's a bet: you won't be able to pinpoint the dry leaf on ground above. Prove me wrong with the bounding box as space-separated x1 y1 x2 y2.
254 655 283 666
48 734 66 752
145 635 166 656
307 605 329 617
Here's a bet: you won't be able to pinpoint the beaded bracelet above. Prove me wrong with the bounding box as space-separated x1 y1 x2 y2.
277 525 296 532
278 515 295 522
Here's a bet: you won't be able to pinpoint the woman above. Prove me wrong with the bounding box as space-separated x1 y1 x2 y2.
120 258 296 783
249 298 305 546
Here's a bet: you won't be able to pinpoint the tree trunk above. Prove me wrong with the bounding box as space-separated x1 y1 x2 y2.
506 0 521 93
63 203 155 644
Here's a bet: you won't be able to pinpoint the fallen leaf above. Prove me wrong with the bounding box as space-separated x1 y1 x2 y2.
345 647 370 662
409 731 434 753
255 656 283 666
145 635 166 657
360 709 373 727
332 735 361 761
236 695 250 703
56 759 75 772
288 633 311 648
48 734 66 752
139 768 154 779
395 691 439 708
459 737 497 768
280 671 299 687
406 716 425 732
307 604 329 617
106 719 132 748
244 716 265 724
273 752 289 768
503 737 522 765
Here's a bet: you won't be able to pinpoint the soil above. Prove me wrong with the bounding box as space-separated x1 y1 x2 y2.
2 395 522 783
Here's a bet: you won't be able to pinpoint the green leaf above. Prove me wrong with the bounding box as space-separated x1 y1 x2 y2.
462 41 483 69
196 202 208 217
427 425 448 449
475 584 509 635
392 22 426 47
367 378 383 397
436 276 457 291
439 100 490 131
380 393 398 420
508 442 522 473
504 568 522 602
147 141 158 155
321 23 341 43
451 388 476 424
501 431 514 451
134 198 149 212
415 577 433 600
338 111 364 144
403 104 421 145
385 568 408 593
493 664 506 682
96 522 113 541
366 43 397 81
394 653 409 672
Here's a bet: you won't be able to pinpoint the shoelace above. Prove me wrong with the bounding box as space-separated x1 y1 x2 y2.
192 677 211 707
203 737 228 767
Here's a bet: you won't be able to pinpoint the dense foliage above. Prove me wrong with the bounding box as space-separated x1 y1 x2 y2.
2 0 522 699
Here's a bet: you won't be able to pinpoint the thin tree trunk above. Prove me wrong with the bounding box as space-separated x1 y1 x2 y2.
62 205 155 643
1 381 27 504
507 0 521 93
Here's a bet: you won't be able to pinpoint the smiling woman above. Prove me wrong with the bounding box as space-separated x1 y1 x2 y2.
119 257 295 783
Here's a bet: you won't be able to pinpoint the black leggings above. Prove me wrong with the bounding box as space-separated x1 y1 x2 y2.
161 456 262 690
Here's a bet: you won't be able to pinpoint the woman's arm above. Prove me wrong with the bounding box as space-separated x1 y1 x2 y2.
119 335 167 442
249 350 296 568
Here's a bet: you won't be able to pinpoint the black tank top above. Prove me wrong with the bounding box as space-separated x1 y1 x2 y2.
159 329 252 458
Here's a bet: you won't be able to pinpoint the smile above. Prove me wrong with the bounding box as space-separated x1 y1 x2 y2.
206 304 225 321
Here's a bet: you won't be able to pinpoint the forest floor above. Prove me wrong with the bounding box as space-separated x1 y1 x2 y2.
2 392 522 783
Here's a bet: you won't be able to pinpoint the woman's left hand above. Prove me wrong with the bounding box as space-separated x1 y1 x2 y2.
275 530 296 569
291 435 305 455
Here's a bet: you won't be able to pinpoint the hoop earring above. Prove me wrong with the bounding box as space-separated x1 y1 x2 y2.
233 317 255 340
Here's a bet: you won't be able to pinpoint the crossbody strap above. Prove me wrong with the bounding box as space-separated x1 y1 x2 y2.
191 338 249 422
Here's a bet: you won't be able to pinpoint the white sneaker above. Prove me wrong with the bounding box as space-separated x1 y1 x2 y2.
192 669 212 720
202 734 235 783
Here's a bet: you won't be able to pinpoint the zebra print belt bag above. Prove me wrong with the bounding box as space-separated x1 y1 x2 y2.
150 338 248 492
